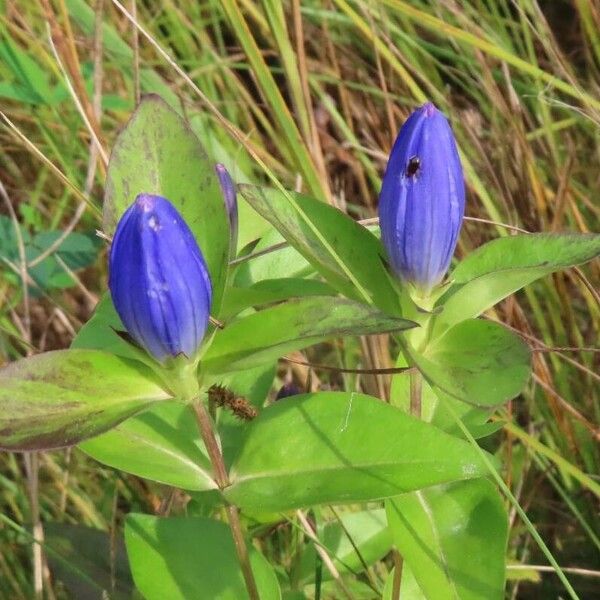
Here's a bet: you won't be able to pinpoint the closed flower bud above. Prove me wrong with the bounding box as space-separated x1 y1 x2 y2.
215 163 238 257
108 193 212 362
378 102 465 294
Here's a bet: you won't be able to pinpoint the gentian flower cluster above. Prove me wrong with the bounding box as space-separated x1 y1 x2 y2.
378 102 465 294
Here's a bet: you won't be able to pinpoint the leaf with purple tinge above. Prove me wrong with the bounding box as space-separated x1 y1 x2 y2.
0 349 170 451
202 296 416 373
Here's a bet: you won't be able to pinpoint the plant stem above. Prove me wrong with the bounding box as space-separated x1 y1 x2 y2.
409 369 422 418
192 401 260 600
392 365 422 600
296 510 354 600
391 550 403 599
192 402 229 488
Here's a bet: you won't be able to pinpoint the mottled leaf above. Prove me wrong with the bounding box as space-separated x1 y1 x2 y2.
202 297 415 373
0 350 170 450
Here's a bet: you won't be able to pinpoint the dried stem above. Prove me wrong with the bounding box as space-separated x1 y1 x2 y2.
131 0 140 105
24 453 43 599
409 370 422 419
296 510 354 600
191 401 259 600
391 549 403 599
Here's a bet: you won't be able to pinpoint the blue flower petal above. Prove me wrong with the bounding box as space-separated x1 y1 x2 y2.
109 194 212 362
379 102 465 292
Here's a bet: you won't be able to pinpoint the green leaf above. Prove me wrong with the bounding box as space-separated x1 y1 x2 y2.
225 392 490 511
239 185 400 313
45 523 134 600
0 216 101 293
27 231 101 292
233 229 313 286
404 319 530 407
80 402 216 491
103 94 230 314
202 297 415 373
221 278 336 319
125 514 281 600
0 38 51 104
0 350 170 450
71 293 148 363
435 233 600 335
298 509 392 582
391 360 498 439
386 479 508 600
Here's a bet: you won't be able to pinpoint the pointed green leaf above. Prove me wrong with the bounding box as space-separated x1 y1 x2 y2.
239 185 400 313
221 278 336 319
103 95 230 313
404 319 531 407
225 392 490 511
0 350 170 451
125 514 281 600
80 402 216 491
436 233 600 335
202 297 415 373
386 479 508 600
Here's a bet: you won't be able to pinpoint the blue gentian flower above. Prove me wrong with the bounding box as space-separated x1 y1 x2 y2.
378 102 465 294
108 193 212 362
215 163 238 256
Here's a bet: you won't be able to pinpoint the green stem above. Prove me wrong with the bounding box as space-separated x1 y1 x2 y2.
392 360 422 600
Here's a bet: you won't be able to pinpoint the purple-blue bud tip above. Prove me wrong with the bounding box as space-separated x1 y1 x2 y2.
275 383 301 401
378 102 465 293
108 193 212 362
215 163 238 256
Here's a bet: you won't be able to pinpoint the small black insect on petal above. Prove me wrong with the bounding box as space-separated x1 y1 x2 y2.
405 155 421 178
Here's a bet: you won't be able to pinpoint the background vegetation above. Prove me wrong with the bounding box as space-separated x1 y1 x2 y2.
0 0 598 598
